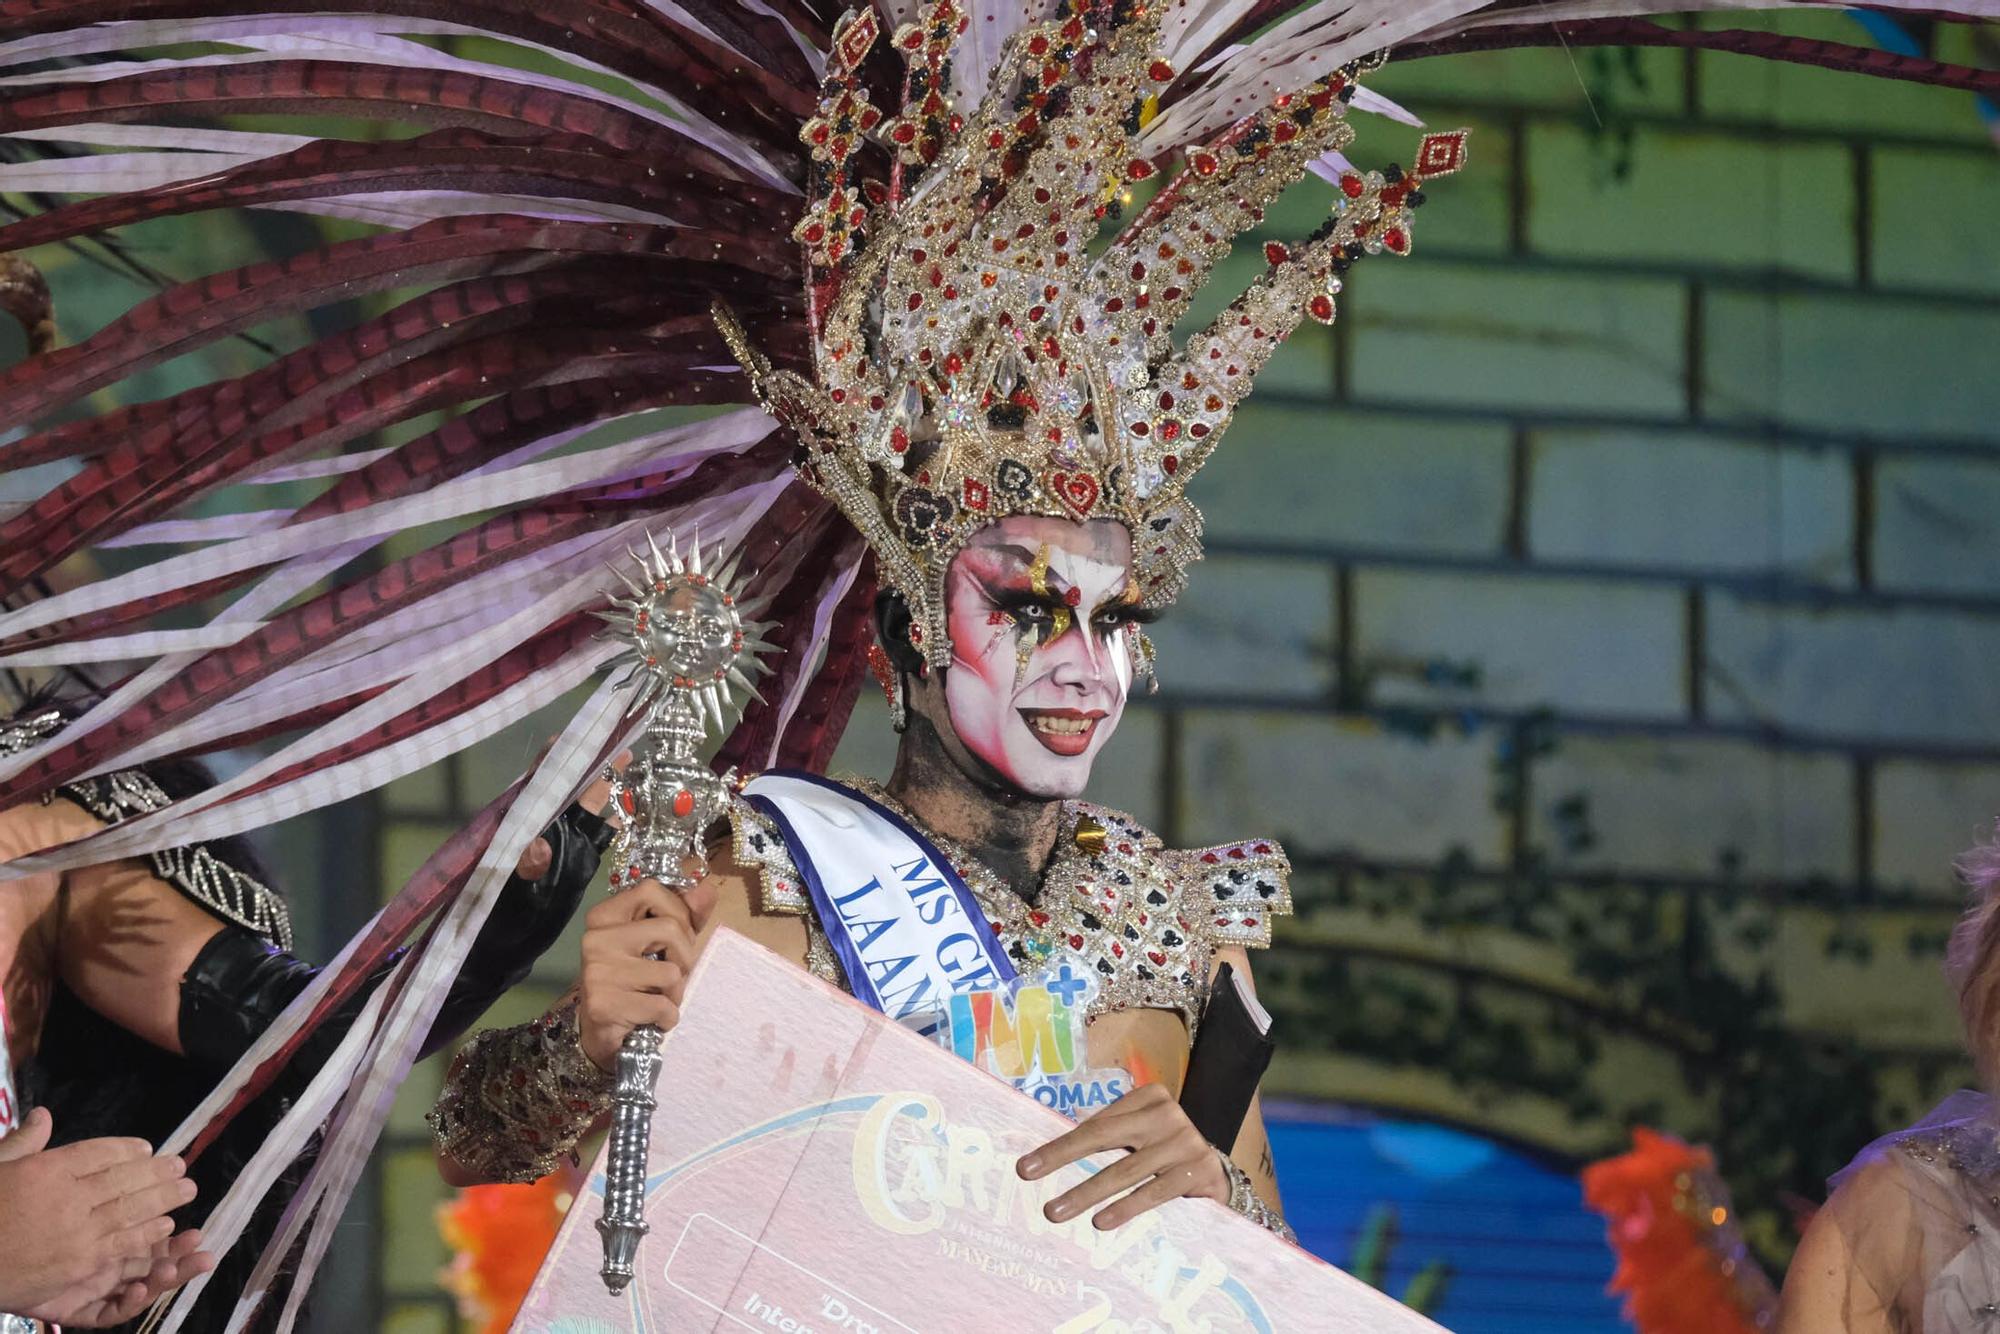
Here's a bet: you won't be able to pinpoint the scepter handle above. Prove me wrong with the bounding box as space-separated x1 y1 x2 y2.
596 1021 665 1294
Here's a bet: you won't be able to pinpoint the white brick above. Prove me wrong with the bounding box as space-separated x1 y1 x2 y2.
1347 264 1688 416
1356 570 1686 718
1202 405 1511 556
1873 148 2000 296
1874 758 2000 892
1766 908 1961 1049
1149 554 1335 700
1177 712 1508 862
1528 427 1853 580
1529 734 1853 879
1703 291 2000 442
1529 124 1853 280
1705 597 2000 746
827 690 899 781
1874 457 2000 597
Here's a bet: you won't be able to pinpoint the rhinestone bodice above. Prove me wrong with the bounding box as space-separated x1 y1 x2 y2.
729 775 1290 1035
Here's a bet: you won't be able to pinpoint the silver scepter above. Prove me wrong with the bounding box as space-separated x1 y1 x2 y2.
593 532 773 1295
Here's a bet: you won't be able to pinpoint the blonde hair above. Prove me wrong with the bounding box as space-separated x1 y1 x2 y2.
1947 821 2000 1087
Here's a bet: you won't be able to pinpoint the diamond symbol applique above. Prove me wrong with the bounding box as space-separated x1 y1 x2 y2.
1414 129 1469 178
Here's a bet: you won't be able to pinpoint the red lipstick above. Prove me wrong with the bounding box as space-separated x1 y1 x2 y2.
1018 707 1104 757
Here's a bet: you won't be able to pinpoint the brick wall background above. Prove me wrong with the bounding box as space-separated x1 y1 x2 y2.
332 13 1999 1329
830 5 2000 1263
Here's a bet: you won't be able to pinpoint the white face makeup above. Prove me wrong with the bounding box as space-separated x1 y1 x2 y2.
940 516 1140 800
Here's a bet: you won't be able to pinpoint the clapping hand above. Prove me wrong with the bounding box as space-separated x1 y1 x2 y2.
0 1107 217 1326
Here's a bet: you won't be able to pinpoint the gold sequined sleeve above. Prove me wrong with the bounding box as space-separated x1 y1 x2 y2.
1169 837 1293 949
427 1001 612 1185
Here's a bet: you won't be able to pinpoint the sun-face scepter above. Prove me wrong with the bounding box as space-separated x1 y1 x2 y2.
592 531 774 1295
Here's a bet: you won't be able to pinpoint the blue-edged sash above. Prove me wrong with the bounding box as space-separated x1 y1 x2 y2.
741 771 1017 1038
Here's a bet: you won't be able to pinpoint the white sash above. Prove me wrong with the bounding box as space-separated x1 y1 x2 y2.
0 988 17 1135
741 772 1016 1039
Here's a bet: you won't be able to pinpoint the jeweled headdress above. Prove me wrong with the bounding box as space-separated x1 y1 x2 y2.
0 0 1990 1325
719 0 1466 665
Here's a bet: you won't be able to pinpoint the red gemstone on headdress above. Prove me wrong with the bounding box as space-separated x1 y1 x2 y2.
907 293 923 310
1341 172 1365 198
1162 454 1179 473
1385 226 1409 253
1126 158 1155 180
891 425 910 452
891 122 916 144
1159 420 1180 442
1027 305 1045 321
1191 151 1219 176
1148 59 1174 81
1264 242 1289 265
1272 121 1298 143
944 351 963 374
672 788 695 819
1308 293 1336 323
963 477 990 510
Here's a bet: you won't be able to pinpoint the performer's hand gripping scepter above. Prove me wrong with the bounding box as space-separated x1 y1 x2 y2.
593 533 772 1294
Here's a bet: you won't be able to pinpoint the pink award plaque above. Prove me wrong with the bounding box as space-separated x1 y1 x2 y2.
512 928 1446 1333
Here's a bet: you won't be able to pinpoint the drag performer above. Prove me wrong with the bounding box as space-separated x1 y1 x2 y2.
1778 825 2000 1333
0 692 614 1330
1 0 1993 1324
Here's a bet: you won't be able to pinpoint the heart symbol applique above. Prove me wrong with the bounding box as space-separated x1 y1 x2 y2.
1045 469 1100 518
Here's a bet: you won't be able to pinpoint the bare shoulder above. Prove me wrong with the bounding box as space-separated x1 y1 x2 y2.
692 833 812 969
1777 1156 1912 1334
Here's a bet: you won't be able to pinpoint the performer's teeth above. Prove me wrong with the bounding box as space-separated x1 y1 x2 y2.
1029 715 1091 735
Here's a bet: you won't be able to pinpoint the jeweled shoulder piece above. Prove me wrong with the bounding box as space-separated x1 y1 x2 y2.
718 0 1467 666
592 532 774 1295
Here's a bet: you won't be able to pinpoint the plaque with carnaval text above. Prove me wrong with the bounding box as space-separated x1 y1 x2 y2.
512 929 1444 1334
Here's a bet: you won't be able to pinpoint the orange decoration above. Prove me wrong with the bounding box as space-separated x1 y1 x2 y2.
1581 1128 1777 1334
437 1172 575 1334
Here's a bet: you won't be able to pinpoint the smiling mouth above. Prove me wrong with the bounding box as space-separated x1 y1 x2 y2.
1019 707 1106 757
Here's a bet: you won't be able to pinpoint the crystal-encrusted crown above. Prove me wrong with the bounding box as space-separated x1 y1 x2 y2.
717 0 1467 666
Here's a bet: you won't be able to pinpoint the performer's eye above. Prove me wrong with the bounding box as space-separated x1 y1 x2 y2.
993 591 1051 620
1092 602 1157 631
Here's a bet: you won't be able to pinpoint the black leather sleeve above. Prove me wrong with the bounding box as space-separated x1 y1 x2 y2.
178 803 613 1079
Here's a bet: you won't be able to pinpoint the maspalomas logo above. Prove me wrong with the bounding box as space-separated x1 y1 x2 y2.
939 957 1136 1120
850 1093 1273 1333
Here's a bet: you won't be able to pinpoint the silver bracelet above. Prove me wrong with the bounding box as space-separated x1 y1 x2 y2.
1218 1149 1297 1243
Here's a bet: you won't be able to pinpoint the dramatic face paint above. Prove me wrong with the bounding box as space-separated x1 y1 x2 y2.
941 516 1142 799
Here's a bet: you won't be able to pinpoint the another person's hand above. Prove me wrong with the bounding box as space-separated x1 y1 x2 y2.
0 1107 215 1324
509 758 623 882
575 876 715 1071
1016 1082 1229 1230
